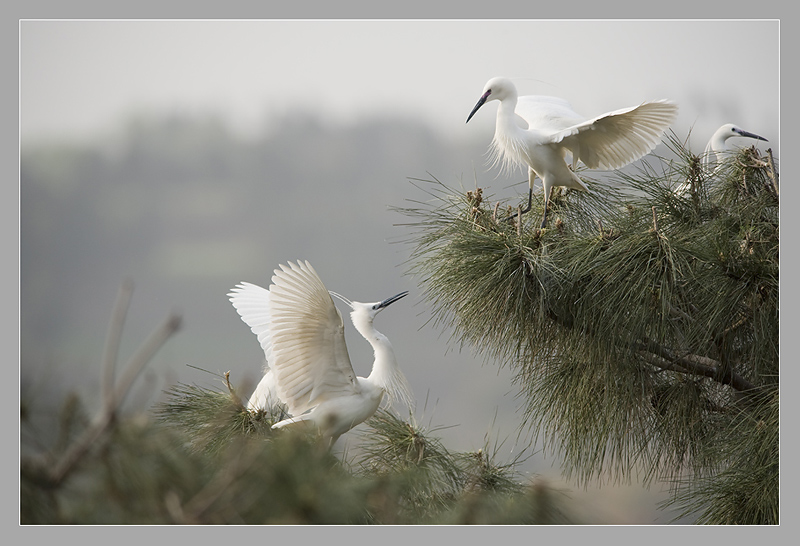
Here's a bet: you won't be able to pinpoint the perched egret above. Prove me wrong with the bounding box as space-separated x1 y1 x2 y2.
702 123 767 171
466 76 678 228
676 123 768 195
229 260 414 447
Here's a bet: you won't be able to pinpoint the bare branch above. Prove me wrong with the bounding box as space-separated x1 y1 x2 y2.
766 148 779 197
102 279 134 412
35 308 182 488
224 371 245 409
112 313 182 409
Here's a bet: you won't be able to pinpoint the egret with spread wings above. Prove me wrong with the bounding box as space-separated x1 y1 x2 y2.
467 76 678 228
229 260 413 447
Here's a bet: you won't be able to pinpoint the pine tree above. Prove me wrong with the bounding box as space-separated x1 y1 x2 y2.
394 133 779 524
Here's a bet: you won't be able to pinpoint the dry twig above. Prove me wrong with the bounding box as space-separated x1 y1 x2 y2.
24 282 182 487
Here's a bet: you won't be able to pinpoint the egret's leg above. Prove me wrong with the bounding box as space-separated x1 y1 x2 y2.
504 170 535 222
540 191 549 229
539 208 548 229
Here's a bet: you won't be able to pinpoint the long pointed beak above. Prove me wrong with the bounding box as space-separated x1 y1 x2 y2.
466 91 490 123
737 129 768 142
376 291 408 309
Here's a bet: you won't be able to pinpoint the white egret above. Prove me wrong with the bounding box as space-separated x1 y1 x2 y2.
466 76 678 228
229 260 414 447
702 123 767 171
676 123 768 195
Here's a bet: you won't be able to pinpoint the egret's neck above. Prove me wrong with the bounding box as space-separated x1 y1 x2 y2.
704 134 730 171
353 319 396 384
495 95 520 133
491 95 530 176
352 315 413 410
708 134 729 154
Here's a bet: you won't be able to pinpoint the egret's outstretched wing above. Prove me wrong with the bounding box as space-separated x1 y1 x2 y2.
268 260 358 416
229 281 274 364
551 100 678 170
515 95 585 134
229 281 280 410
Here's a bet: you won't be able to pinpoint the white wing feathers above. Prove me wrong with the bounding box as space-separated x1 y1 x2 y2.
515 95 585 134
514 96 677 172
253 261 358 416
551 100 678 171
229 281 274 364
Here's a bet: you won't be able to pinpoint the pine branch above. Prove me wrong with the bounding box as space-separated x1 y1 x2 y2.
541 285 756 393
633 338 756 392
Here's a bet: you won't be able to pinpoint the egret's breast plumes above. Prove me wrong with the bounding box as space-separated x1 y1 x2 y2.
489 129 531 177
376 348 414 413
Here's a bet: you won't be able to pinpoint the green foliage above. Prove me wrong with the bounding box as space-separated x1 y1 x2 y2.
665 387 779 524
349 409 562 524
154 380 283 455
21 382 573 524
394 136 779 524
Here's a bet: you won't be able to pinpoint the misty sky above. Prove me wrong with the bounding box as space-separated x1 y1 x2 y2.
21 20 779 151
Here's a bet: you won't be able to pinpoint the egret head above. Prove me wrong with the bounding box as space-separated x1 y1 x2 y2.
467 77 516 123
707 124 768 156
718 124 768 143
330 291 408 333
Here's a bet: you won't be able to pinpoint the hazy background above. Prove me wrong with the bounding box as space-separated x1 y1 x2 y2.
20 20 779 524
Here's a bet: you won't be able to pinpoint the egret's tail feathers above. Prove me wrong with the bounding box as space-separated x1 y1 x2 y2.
271 413 315 430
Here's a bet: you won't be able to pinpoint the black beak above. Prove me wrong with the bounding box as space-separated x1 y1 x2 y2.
376 291 408 309
737 129 768 142
466 90 491 123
